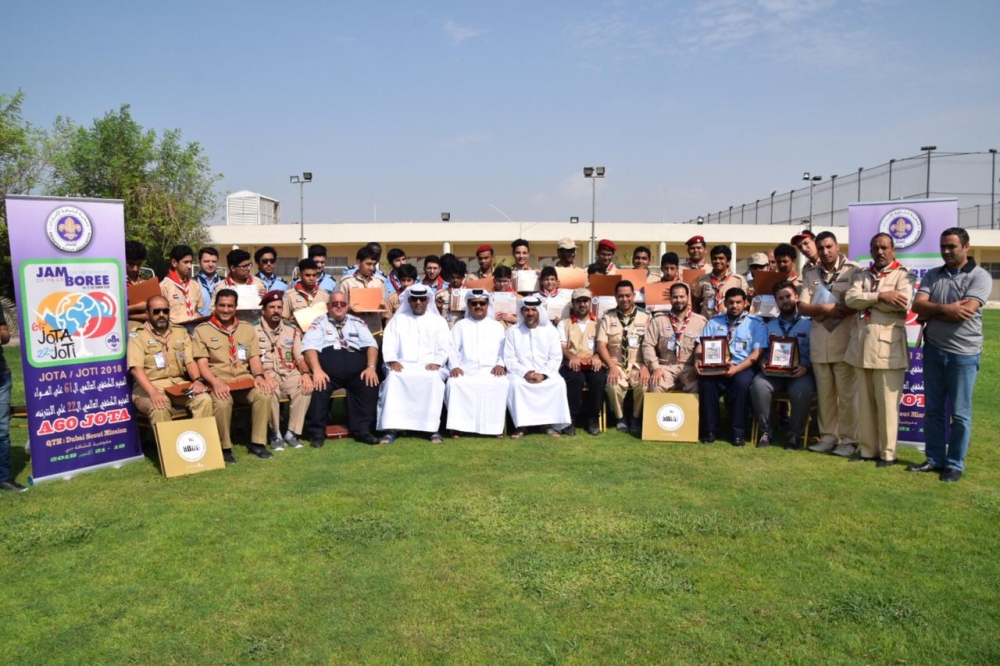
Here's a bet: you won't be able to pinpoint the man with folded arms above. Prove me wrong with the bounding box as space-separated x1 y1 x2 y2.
643 282 706 394
908 227 990 482
160 244 204 325
283 258 330 321
193 289 274 463
445 289 508 438
692 245 748 319
694 288 766 447
378 285 451 443
504 296 571 439
559 288 606 436
128 296 212 426
302 292 380 446
596 280 650 434
749 280 815 449
255 291 312 451
844 233 915 468
797 231 860 456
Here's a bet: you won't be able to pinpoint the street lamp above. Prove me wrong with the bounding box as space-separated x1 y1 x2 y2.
769 190 777 224
989 149 996 229
802 172 821 224
290 172 313 259
920 145 937 198
570 216 580 224
888 159 895 199
441 212 451 222
857 167 863 201
583 166 605 263
696 215 704 225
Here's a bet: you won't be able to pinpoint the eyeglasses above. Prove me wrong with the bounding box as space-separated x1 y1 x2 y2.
409 296 429 302
330 301 348 307
469 301 488 307
150 308 170 315
236 263 252 270
259 258 275 264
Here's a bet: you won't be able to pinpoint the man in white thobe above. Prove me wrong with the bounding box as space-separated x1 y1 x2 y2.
503 296 572 438
378 285 451 442
445 289 509 437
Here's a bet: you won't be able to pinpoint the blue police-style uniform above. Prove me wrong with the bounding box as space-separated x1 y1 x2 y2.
195 273 221 317
256 272 289 293
750 315 816 447
698 313 767 443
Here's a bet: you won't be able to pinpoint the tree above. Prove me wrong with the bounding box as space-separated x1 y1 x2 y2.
49 104 221 275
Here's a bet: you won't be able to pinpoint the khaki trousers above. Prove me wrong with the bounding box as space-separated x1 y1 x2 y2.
855 367 904 461
133 385 213 426
648 363 699 394
813 361 858 446
211 388 271 449
270 375 309 436
605 368 644 419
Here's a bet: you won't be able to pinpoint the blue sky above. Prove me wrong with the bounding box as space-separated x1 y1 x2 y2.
5 0 999 224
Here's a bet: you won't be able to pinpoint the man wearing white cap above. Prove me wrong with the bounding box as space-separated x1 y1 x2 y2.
445 289 509 437
555 238 578 268
504 296 572 438
378 285 451 443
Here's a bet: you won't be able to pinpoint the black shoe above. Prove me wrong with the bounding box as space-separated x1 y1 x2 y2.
629 420 642 435
907 461 944 473
756 434 771 448
309 437 326 448
222 449 237 465
587 420 601 436
562 425 577 436
247 443 273 459
875 458 897 468
848 453 878 463
0 480 28 492
615 419 629 433
354 432 378 445
732 437 745 448
784 437 802 451
940 468 963 482
700 432 716 444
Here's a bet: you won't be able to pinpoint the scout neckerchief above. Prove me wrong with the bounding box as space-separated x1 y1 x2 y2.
725 312 747 344
331 317 349 348
166 269 195 318
615 307 638 364
709 270 733 309
539 288 560 298
422 275 444 291
776 314 802 338
389 271 403 294
862 259 902 321
294 282 318 305
257 272 280 290
225 274 253 287
261 320 295 370
208 315 239 369
686 259 706 270
818 254 847 290
668 308 693 361
196 272 220 292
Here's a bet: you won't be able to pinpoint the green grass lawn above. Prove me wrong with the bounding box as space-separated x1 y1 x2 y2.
2 315 999 664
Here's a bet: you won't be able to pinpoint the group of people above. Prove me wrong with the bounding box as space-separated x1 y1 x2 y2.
109 226 989 486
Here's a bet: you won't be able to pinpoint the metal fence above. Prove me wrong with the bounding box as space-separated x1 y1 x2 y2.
682 150 1000 229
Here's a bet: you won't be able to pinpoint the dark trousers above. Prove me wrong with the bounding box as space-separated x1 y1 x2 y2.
560 365 608 424
699 367 756 439
305 347 379 438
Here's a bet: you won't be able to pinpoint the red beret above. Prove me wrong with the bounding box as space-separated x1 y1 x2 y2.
598 239 617 251
475 244 494 254
686 235 706 246
260 290 284 307
791 230 815 245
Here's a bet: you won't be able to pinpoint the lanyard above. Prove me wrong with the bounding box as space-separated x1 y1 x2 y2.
777 315 801 338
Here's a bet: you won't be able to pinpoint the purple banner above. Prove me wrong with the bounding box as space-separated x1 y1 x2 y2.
847 198 958 447
6 195 142 483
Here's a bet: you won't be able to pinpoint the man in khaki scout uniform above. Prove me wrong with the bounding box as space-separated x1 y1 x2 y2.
798 231 862 456
160 244 204 326
128 296 212 424
596 280 650 434
844 233 916 467
642 282 707 393
255 291 313 451
193 288 274 463
559 287 607 436
692 245 748 319
283 258 330 323
341 245 387 335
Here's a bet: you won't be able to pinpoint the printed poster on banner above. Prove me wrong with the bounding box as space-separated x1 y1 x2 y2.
6 195 142 484
847 198 958 448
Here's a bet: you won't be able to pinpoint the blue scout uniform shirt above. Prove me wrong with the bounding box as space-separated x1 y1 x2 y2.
301 314 376 353
701 313 767 365
317 273 338 293
256 272 289 293
764 315 812 367
343 265 388 281
195 273 221 317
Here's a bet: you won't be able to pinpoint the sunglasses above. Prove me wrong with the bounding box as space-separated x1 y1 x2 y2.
330 301 348 307
259 258 275 264
150 308 170 315
469 301 488 307
409 296 429 302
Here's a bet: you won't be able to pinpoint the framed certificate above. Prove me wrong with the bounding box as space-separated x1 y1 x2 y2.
750 294 780 318
763 337 798 375
699 336 729 374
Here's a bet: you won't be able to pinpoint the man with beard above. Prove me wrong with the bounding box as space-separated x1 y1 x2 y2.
128 295 212 425
193 289 274 463
444 289 509 438
749 281 815 449
797 231 861 456
685 236 709 273
844 233 915 468
695 288 766 446
596 280 650 433
643 282 707 394
283 258 330 321
471 244 496 280
559 288 606 436
692 245 749 319
195 247 221 317
378 285 451 444
302 292 381 446
504 297 572 438
160 244 204 325
255 291 313 450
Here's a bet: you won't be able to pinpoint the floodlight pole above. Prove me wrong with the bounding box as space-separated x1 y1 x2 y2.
290 172 312 258
583 166 605 263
